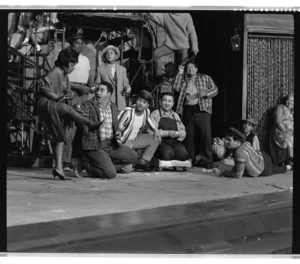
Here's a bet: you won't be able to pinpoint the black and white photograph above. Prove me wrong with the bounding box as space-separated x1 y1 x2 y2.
1 4 299 259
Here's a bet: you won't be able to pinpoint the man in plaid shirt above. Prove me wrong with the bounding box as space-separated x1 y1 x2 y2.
173 63 218 169
79 81 137 179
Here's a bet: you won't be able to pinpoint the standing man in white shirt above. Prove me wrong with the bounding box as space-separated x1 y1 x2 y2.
63 30 94 171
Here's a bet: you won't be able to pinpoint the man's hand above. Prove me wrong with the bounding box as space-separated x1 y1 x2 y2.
178 65 185 74
198 91 207 97
169 131 178 138
121 86 131 96
192 50 199 57
154 129 161 141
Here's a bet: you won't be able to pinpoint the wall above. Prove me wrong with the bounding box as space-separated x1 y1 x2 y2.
191 11 244 137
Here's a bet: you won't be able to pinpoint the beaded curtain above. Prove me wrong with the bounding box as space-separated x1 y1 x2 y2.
246 35 294 149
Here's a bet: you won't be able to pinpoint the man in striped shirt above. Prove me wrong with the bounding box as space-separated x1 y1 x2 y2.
173 62 218 169
118 90 161 171
219 127 289 178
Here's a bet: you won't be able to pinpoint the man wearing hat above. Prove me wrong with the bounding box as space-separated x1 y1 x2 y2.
95 45 131 111
63 29 94 171
242 117 260 151
216 127 289 178
118 90 161 171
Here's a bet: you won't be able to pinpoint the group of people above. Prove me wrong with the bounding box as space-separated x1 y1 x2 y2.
36 21 293 181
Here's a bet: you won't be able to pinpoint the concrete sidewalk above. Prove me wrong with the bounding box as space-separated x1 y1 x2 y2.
7 166 293 227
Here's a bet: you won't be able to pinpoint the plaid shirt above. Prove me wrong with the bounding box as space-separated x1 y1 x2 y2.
81 99 120 150
173 72 218 115
98 101 113 140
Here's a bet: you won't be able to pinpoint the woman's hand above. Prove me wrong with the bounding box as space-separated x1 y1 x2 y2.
116 131 122 140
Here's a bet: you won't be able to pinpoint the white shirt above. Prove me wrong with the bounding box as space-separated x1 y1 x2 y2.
68 54 91 84
127 113 144 141
109 64 116 77
185 78 199 105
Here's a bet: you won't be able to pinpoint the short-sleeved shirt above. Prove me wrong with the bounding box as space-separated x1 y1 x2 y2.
233 142 265 177
68 54 91 84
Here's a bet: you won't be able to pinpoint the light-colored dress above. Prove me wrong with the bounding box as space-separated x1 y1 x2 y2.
268 103 293 165
273 104 293 149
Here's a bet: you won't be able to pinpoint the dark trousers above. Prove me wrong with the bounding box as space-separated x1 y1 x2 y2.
82 139 138 179
154 140 189 161
153 45 188 76
182 105 213 163
260 150 287 176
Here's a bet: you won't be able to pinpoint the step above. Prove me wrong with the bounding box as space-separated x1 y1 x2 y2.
7 191 292 253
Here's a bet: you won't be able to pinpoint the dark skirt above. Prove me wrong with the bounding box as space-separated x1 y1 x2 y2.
37 97 66 143
268 132 289 166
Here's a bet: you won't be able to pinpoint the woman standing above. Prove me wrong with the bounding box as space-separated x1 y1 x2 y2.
37 48 100 180
268 93 294 167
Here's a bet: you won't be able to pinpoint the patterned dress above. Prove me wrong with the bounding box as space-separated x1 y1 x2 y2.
269 104 293 165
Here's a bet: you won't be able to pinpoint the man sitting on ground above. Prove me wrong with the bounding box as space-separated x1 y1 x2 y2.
118 90 161 171
215 127 291 178
79 81 138 179
150 92 189 161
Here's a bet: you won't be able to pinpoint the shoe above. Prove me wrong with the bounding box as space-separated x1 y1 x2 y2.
134 163 155 172
117 168 130 174
52 169 72 181
63 162 72 171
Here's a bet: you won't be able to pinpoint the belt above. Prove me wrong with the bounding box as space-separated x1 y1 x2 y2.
184 104 199 109
183 104 201 113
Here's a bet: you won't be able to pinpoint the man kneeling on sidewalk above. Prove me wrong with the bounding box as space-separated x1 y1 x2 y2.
80 81 138 179
118 90 161 171
216 127 291 178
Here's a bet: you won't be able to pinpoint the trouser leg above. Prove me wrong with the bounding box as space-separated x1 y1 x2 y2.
173 142 189 161
109 144 138 170
132 133 161 162
153 44 173 76
82 149 116 179
176 49 189 65
194 112 213 163
182 107 195 160
154 142 175 160
260 150 287 176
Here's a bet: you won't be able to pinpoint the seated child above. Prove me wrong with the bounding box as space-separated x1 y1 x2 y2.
242 118 260 151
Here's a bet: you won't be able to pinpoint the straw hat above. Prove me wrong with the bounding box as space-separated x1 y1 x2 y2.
101 45 120 61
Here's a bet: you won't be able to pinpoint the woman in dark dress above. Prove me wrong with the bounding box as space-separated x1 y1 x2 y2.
38 48 99 180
